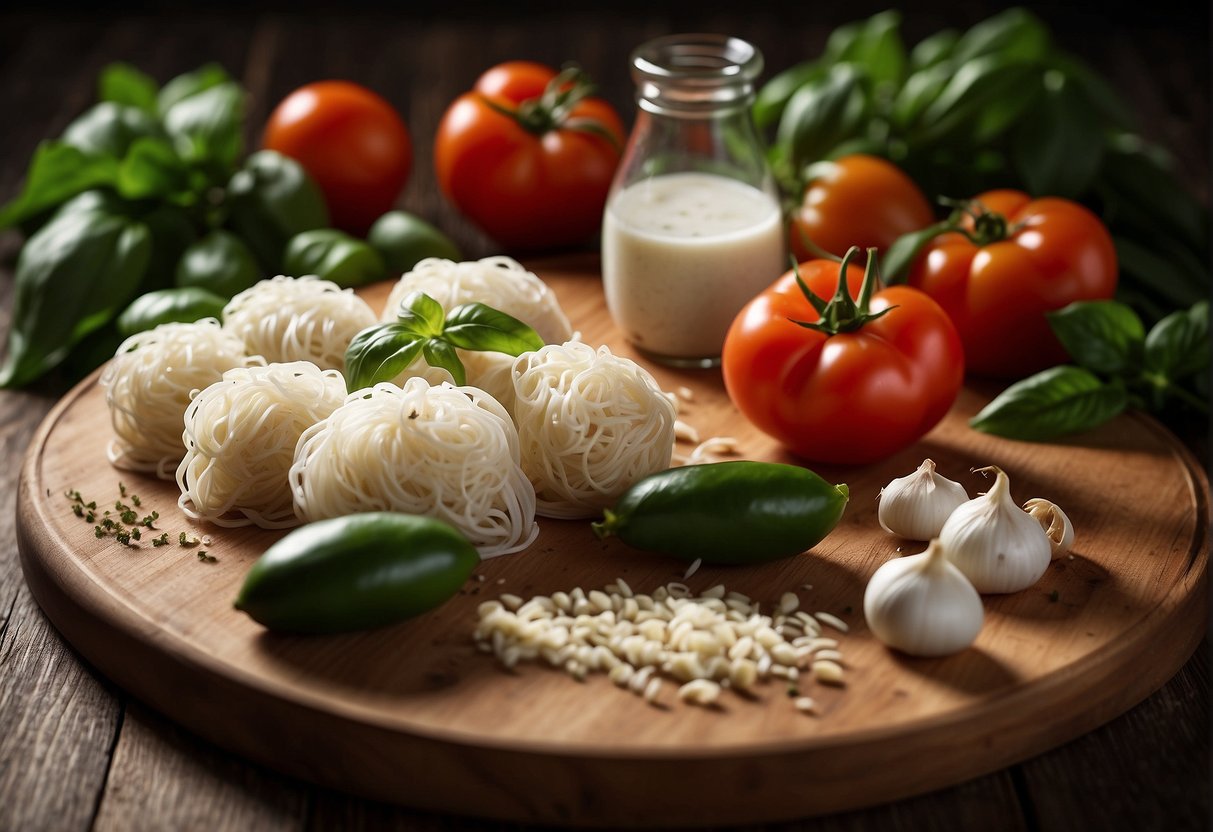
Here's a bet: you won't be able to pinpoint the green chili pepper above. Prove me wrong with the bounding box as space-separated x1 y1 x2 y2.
0 206 150 388
116 287 227 337
225 150 329 271
234 513 479 634
367 210 462 274
592 461 849 564
174 229 261 297
283 228 386 288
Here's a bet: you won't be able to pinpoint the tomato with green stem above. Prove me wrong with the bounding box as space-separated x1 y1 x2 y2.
434 62 623 251
790 155 934 261
722 247 964 465
895 190 1118 378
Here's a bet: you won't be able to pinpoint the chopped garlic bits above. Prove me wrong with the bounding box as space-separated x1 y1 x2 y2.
473 581 850 711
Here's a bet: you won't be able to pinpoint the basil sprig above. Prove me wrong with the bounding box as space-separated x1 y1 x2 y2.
971 300 1209 441
344 292 544 393
759 8 1209 325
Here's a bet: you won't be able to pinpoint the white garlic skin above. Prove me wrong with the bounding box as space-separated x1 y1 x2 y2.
878 458 969 540
1023 498 1075 560
940 467 1052 594
863 540 983 657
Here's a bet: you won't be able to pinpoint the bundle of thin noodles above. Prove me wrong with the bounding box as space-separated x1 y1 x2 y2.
176 361 347 528
511 341 676 519
101 319 255 478
222 275 376 371
289 377 538 557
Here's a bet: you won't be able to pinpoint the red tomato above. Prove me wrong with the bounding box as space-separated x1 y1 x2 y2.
791 155 933 261
263 81 412 236
722 252 964 465
907 190 1118 378
434 62 624 251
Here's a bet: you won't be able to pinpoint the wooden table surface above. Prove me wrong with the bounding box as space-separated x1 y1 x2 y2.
0 4 1208 830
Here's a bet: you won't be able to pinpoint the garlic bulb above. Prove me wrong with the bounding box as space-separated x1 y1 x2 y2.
878 459 969 540
939 466 1051 593
1023 498 1075 559
863 539 983 657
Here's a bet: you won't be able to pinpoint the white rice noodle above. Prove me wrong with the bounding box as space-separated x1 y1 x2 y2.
289 377 539 558
511 341 676 519
222 275 376 371
379 257 574 411
177 362 347 528
101 320 255 478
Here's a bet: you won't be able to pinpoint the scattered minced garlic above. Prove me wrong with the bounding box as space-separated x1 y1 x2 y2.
473 581 850 711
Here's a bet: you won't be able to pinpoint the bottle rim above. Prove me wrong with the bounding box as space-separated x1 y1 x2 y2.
631 34 763 87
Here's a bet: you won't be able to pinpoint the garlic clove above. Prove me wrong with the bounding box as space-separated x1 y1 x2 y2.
877 458 969 541
939 466 1052 594
863 539 983 658
1023 498 1075 559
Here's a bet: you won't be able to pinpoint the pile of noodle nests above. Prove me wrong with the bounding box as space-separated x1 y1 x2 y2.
100 258 682 558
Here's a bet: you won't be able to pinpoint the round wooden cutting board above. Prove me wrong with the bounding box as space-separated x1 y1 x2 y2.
16 257 1209 826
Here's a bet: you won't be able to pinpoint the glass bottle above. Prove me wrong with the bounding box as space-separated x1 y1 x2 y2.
601 34 784 368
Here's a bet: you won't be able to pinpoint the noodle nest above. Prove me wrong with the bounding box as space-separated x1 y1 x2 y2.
222 275 376 371
289 377 539 557
512 341 676 519
380 257 573 409
101 319 255 478
177 361 347 528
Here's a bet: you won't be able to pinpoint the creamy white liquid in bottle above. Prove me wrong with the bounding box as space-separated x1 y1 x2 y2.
602 171 784 363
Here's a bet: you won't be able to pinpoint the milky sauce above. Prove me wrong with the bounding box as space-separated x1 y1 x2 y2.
602 172 784 362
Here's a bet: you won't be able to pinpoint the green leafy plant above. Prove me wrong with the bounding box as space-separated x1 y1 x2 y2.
344 292 544 392
971 300 1209 441
758 8 1209 324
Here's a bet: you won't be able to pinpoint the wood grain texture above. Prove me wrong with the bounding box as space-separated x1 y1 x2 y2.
14 261 1209 826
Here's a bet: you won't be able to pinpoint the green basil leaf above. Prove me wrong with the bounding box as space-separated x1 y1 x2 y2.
970 366 1128 441
909 29 958 71
396 292 447 337
283 229 386 289
157 63 231 116
1046 300 1144 376
1011 73 1103 198
139 204 198 292
343 323 426 393
1113 237 1206 311
162 81 245 172
62 102 163 159
881 220 953 284
0 208 150 387
116 287 228 337
422 339 466 387
950 8 1050 65
174 230 263 298
99 63 159 114
1046 54 1134 129
0 141 120 229
891 62 954 130
443 303 545 355
754 61 822 133
117 137 189 201
1100 145 1208 254
225 150 330 272
911 56 1039 146
776 64 869 172
1144 301 1210 381
839 10 907 88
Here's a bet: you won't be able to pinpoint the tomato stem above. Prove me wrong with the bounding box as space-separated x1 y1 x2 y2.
479 64 620 152
787 246 896 336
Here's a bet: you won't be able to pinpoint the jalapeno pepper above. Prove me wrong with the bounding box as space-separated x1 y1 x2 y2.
592 461 849 563
234 512 479 634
